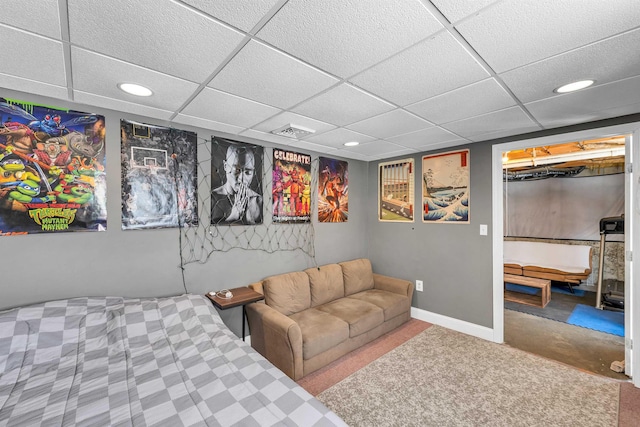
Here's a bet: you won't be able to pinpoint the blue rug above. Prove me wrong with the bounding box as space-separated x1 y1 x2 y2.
567 304 624 336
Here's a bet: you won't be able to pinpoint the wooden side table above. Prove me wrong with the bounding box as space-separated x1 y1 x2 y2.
206 287 264 341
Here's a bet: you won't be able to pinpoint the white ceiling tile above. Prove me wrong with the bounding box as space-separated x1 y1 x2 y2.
342 140 414 157
180 0 282 32
351 32 489 106
68 0 245 82
388 127 466 149
0 1 61 38
466 125 542 142
457 0 640 73
71 48 199 111
525 75 640 128
239 129 298 146
347 109 433 139
0 26 65 86
500 28 640 104
292 84 395 126
210 40 338 109
0 75 69 101
430 0 500 23
442 106 540 139
173 114 246 135
73 91 175 121
417 139 471 153
333 151 371 162
285 140 340 154
257 0 443 78
407 78 515 124
181 87 280 128
304 128 377 149
252 111 336 135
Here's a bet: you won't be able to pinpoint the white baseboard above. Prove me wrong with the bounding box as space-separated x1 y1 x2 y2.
411 307 495 342
244 335 251 346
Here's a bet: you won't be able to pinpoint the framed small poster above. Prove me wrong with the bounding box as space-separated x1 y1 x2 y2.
378 158 414 222
318 156 348 223
422 149 470 223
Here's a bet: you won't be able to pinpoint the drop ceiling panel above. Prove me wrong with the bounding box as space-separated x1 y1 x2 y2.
239 129 299 146
525 75 640 128
457 0 640 73
0 74 68 101
181 88 281 128
0 1 61 38
74 91 175 121
342 140 414 158
71 48 199 111
442 106 540 139
251 111 336 135
304 128 377 149
180 0 283 32
0 26 66 86
173 114 246 135
466 124 542 142
292 84 395 126
407 78 515 124
350 32 489 106
429 0 499 23
388 127 466 149
347 109 433 139
67 0 245 83
209 40 338 109
256 0 443 78
284 140 340 154
500 28 640 104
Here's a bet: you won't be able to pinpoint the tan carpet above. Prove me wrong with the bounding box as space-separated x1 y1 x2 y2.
317 325 620 427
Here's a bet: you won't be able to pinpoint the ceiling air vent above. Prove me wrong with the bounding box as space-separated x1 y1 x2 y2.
271 124 315 139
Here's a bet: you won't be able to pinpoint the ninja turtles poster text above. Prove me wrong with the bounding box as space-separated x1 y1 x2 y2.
0 97 106 235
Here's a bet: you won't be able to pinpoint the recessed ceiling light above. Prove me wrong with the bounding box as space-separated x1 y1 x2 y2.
554 80 595 94
118 83 153 97
344 141 360 147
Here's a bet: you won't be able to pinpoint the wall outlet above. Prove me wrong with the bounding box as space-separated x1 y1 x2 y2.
415 280 423 292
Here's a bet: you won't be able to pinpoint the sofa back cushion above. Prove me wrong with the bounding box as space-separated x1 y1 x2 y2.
339 258 374 296
263 271 311 316
305 264 345 307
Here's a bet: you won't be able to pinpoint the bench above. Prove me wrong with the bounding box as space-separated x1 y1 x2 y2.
504 273 551 308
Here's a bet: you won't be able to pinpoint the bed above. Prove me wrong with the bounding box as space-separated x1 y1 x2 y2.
0 294 345 426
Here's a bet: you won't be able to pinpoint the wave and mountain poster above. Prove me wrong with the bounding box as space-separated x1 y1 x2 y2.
422 149 470 223
318 156 348 222
121 120 198 230
379 158 414 222
272 149 311 223
0 97 106 235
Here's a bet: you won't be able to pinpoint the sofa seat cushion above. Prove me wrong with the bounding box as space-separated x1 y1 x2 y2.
289 308 349 360
347 289 409 321
316 298 384 338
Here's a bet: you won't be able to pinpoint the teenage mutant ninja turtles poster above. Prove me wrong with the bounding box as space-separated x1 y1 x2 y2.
272 149 311 223
121 120 198 230
0 97 106 235
318 157 348 222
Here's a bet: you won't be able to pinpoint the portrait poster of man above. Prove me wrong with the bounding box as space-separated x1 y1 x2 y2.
318 156 348 223
211 137 263 225
273 149 311 223
121 120 198 230
0 97 106 235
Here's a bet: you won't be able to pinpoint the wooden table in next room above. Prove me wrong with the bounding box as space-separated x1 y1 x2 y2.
504 274 551 308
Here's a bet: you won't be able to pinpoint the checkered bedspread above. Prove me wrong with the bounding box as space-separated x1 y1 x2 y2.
0 294 345 426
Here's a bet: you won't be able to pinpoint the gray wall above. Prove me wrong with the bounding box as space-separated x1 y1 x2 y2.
0 89 369 337
366 142 495 328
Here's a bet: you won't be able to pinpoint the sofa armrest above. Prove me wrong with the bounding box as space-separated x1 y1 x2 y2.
245 302 304 380
373 273 414 298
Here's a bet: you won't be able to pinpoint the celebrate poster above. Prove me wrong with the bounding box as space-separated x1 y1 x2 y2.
0 97 106 235
318 156 348 222
272 149 311 223
121 120 198 230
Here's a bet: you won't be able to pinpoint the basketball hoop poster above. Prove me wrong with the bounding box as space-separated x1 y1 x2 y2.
0 97 106 235
120 120 198 230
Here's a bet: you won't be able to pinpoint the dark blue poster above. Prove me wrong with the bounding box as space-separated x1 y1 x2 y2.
0 97 106 235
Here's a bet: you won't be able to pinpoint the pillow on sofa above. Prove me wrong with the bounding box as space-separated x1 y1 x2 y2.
339 258 374 296
305 264 345 307
263 271 311 316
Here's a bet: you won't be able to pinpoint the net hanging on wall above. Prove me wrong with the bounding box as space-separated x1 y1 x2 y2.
176 135 317 267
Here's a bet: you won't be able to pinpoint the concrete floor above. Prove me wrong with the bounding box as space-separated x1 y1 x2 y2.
504 309 628 380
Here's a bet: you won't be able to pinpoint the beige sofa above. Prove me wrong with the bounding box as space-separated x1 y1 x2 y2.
245 258 413 380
